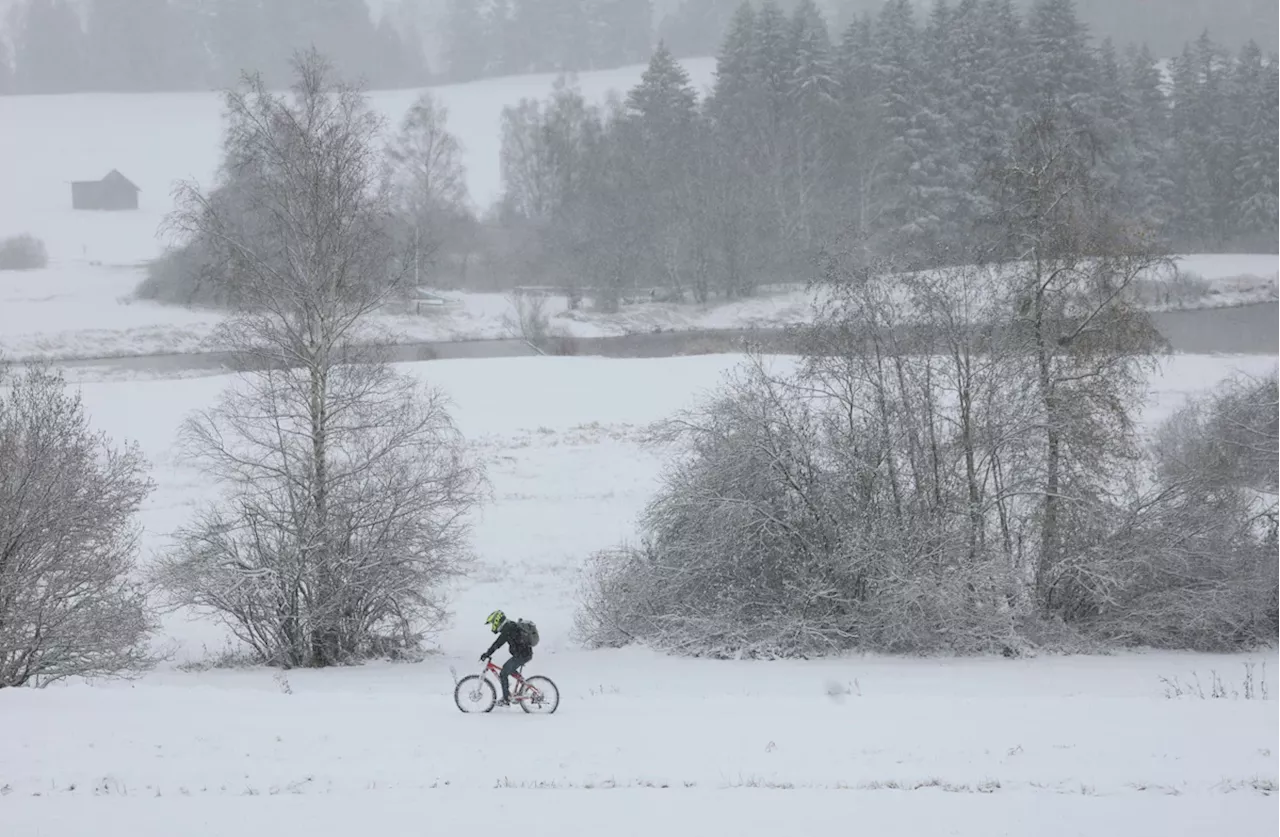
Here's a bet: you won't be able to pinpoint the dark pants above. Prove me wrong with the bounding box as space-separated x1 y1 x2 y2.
500 651 532 700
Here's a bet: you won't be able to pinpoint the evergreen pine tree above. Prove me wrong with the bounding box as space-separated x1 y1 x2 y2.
446 0 488 81
372 10 425 88
626 41 698 129
592 0 653 67
0 39 13 94
1091 37 1162 229
544 0 592 71
708 2 757 123
706 1 768 297
1026 0 1096 113
486 0 523 76
869 0 925 250
14 0 87 94
1167 41 1211 246
1230 44 1278 244
980 0 1029 116
960 0 1018 156
206 0 271 88
789 0 837 130
753 1 791 120
910 0 966 254
787 0 839 249
657 0 738 60
1122 42 1174 232
789 0 836 109
836 11 875 103
1192 31 1235 244
833 13 880 235
622 42 701 287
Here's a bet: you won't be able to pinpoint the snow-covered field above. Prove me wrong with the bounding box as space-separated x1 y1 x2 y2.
3 351 1277 836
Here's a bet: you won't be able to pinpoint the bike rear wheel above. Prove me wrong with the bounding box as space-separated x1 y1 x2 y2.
518 675 560 714
455 674 496 713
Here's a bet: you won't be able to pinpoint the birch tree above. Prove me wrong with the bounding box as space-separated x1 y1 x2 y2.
386 91 470 284
985 108 1169 617
154 51 485 668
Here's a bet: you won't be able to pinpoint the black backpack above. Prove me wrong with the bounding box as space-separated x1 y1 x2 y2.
515 619 540 647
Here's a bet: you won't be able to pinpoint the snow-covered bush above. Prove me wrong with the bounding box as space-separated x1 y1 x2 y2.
573 357 1024 658
0 364 156 687
134 240 230 307
1088 371 1279 650
0 234 48 270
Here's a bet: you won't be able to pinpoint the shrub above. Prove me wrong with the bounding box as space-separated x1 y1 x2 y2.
0 364 156 687
134 242 237 308
0 234 49 270
572 360 1026 659
1087 372 1279 650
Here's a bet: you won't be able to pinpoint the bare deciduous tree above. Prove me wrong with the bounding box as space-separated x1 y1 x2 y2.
387 91 470 283
0 364 155 687
986 109 1171 617
153 50 486 668
497 77 600 223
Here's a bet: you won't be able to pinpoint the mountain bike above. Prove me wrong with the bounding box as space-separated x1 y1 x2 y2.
453 659 560 714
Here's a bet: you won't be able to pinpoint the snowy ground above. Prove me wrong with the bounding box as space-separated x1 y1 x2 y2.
3 352 1277 836
1 252 1275 362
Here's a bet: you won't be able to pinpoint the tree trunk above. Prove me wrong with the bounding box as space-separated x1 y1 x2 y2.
1033 285 1061 613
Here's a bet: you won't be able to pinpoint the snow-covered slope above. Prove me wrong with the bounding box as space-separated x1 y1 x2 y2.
0 59 717 267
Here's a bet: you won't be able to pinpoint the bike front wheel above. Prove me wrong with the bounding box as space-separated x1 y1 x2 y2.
518 675 560 714
455 674 496 713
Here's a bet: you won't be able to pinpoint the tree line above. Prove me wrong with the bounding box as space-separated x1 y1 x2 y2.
138 0 1277 311
658 0 1278 65
2 0 1274 95
488 0 1277 310
0 0 428 94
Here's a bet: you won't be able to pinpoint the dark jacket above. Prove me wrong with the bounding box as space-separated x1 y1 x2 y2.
485 620 533 659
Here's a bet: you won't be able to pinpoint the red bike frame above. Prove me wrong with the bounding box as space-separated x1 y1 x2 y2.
484 659 541 701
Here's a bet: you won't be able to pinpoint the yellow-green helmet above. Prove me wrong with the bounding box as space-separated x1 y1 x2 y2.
485 609 507 633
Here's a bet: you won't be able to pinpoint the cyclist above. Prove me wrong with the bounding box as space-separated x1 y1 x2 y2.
479 609 534 706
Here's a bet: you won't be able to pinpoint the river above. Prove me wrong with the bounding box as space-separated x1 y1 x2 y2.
43 301 1279 378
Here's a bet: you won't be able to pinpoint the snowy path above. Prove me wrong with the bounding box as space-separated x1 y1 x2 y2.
9 790 1273 837
2 651 1276 836
4 654 1275 797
